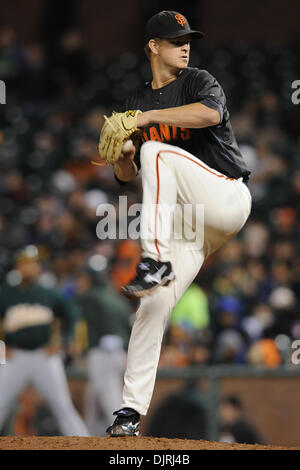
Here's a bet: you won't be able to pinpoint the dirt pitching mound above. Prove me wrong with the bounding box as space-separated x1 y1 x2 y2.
0 436 298 450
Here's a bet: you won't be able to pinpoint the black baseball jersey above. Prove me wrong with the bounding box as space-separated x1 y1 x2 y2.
123 67 250 182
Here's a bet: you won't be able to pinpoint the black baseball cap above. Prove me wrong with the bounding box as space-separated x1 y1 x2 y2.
144 10 204 44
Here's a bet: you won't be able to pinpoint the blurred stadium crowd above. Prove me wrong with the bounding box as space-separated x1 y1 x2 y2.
0 24 299 373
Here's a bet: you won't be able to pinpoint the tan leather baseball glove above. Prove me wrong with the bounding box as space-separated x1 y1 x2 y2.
97 110 143 164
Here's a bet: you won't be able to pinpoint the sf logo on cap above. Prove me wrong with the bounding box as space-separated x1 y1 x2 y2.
174 14 186 27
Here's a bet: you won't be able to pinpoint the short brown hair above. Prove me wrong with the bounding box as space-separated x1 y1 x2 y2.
144 38 161 61
144 43 151 60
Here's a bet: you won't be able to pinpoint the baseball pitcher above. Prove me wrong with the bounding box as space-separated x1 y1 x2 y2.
97 11 252 436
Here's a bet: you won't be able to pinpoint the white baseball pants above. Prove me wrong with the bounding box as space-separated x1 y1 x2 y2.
0 349 90 436
121 141 252 415
84 347 126 435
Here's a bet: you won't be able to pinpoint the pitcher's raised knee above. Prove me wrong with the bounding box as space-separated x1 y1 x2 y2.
140 141 170 166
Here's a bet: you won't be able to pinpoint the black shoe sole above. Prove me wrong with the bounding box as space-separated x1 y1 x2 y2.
106 431 140 437
122 273 175 299
106 425 140 437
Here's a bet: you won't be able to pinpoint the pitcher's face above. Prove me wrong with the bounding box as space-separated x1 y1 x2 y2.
151 35 191 70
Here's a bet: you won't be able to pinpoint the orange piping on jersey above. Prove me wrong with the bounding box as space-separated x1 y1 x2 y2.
153 149 235 259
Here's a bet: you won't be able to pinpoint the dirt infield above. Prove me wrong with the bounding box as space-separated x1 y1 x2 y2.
0 436 298 450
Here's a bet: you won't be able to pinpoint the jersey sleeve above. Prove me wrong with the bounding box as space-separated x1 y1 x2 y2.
187 69 226 124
